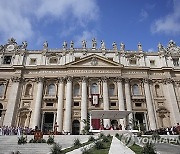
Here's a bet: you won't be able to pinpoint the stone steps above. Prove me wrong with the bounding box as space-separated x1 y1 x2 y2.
0 135 90 154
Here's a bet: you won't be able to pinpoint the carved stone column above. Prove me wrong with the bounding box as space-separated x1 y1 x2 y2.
116 77 125 130
80 77 88 133
3 76 21 126
102 77 110 127
32 77 44 129
57 77 64 132
124 78 133 128
163 78 180 126
143 78 157 130
64 76 72 133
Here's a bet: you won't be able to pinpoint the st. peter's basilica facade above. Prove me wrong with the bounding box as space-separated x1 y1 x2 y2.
0 38 180 134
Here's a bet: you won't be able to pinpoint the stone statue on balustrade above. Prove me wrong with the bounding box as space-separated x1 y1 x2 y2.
43 41 48 49
137 42 142 51
63 41 67 49
92 38 97 49
21 41 28 49
101 40 106 50
70 41 74 49
120 42 125 51
112 42 117 50
158 43 164 52
82 40 87 49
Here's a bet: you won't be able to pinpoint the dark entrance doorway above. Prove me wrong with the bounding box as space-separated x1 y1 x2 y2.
72 120 80 135
135 112 146 131
111 120 118 129
43 112 54 133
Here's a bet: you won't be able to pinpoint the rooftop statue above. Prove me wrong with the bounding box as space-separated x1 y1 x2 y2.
137 42 142 51
82 40 87 49
8 37 16 45
168 40 176 48
22 41 28 49
70 41 74 49
158 42 164 52
43 41 48 49
63 41 67 49
92 38 97 49
101 40 106 50
112 42 117 50
120 42 125 51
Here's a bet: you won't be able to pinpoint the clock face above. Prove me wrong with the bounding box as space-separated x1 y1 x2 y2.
7 44 14 51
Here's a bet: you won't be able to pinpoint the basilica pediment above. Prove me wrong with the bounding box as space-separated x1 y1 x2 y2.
66 54 123 67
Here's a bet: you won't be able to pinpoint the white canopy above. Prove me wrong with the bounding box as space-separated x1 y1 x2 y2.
90 110 132 119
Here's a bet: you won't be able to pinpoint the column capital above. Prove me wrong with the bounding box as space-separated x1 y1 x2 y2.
11 76 21 82
35 77 44 83
102 76 108 82
81 76 88 83
143 78 151 84
66 76 73 82
58 77 65 83
124 78 130 83
163 78 174 84
116 76 123 82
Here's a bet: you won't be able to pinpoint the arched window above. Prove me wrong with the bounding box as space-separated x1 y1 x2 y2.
155 85 162 97
132 84 140 95
25 84 32 96
0 103 3 117
91 83 98 94
48 84 56 96
74 84 80 96
109 84 115 97
0 84 4 97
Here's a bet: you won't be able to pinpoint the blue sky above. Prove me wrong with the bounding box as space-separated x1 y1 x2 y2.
0 0 180 51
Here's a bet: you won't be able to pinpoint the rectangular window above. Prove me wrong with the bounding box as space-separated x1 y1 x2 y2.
135 103 142 107
3 56 12 64
29 58 37 65
110 102 116 107
173 58 179 66
130 59 136 65
46 102 53 106
74 102 80 107
150 60 155 66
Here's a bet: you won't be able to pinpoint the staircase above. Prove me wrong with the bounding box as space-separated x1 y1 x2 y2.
0 135 90 154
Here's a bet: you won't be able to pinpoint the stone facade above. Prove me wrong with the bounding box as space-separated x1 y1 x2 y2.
0 38 180 134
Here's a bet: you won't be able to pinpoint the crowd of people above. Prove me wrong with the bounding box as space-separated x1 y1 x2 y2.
0 126 33 136
144 123 180 135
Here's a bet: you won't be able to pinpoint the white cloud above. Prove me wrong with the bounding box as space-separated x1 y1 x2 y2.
74 30 97 48
139 9 149 22
0 0 99 45
151 0 180 34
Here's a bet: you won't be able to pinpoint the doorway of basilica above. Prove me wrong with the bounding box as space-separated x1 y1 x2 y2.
134 112 147 131
43 112 54 133
72 120 80 135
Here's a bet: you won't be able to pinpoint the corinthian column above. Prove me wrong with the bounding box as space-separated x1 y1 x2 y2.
80 77 88 133
124 78 133 127
102 77 110 127
64 76 72 133
163 78 180 126
32 77 43 129
56 77 64 132
3 77 21 126
143 78 156 130
116 77 125 130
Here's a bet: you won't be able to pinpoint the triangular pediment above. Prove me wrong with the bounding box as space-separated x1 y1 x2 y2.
66 54 123 67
